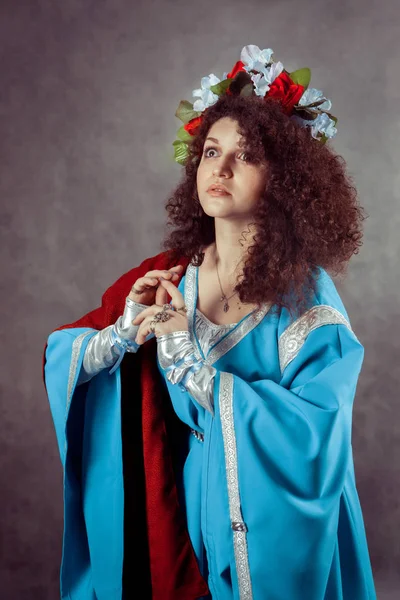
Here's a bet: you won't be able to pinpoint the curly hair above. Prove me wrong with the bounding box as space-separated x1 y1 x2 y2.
160 93 368 321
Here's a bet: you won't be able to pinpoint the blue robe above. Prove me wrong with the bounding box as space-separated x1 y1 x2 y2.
44 261 377 599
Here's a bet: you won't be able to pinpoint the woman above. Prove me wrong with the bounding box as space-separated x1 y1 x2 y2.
43 45 377 599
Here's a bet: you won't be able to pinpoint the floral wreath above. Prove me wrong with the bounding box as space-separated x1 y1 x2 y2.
172 44 338 165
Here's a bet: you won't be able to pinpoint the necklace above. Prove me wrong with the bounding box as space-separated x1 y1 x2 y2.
215 256 240 313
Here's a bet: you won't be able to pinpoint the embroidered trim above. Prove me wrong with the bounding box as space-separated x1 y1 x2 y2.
185 263 272 366
66 330 95 455
278 304 352 374
220 372 253 599
68 331 95 411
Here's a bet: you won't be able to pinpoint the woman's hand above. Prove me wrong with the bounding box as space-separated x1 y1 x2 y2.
128 264 184 307
132 278 189 344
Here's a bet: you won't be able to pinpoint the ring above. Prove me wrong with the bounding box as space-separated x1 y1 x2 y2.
131 285 144 295
150 316 172 333
161 304 175 312
176 304 188 313
149 305 173 334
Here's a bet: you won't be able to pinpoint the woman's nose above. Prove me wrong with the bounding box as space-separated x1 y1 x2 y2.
213 162 232 177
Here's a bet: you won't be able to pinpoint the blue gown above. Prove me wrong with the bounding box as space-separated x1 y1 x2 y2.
44 262 377 599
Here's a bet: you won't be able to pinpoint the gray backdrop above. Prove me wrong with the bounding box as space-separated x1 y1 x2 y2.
1 0 399 598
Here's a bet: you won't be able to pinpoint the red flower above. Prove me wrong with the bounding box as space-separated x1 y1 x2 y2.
226 60 246 80
267 72 305 115
183 116 203 136
225 60 247 96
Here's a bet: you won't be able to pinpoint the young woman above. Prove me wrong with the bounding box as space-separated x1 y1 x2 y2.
43 45 377 599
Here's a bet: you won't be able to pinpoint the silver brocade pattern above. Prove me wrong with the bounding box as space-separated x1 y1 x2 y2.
67 331 95 457
278 304 352 373
220 371 253 600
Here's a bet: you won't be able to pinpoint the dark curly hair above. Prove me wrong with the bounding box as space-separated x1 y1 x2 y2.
160 93 368 321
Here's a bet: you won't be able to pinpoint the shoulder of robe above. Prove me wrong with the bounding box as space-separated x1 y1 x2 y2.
277 267 356 374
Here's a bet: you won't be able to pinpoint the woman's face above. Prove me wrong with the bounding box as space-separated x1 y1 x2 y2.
196 117 269 221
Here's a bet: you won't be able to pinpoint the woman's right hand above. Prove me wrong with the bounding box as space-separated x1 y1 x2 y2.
128 264 184 306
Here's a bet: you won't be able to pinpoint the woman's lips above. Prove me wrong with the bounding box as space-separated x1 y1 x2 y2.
207 189 231 196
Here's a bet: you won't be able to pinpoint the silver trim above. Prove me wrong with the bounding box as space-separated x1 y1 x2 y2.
278 304 352 373
185 263 272 367
66 330 96 454
68 331 95 410
220 371 253 599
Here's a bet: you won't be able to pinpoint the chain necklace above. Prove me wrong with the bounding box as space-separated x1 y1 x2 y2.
215 256 241 313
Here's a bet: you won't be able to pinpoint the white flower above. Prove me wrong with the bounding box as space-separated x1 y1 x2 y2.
250 61 284 97
251 72 271 97
240 44 274 74
291 113 337 140
192 74 221 112
298 87 332 112
264 61 285 83
309 113 337 139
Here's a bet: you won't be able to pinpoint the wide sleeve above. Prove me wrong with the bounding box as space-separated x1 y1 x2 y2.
205 322 365 600
44 326 124 599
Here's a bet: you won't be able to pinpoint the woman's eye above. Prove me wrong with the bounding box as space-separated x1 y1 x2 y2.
203 147 250 161
204 147 217 158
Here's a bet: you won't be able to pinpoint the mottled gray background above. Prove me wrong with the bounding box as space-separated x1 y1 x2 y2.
1 0 399 598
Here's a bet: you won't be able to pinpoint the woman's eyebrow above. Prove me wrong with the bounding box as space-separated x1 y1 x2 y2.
205 136 244 147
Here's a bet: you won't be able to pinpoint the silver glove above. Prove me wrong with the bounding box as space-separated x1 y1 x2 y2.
76 297 152 385
157 331 216 415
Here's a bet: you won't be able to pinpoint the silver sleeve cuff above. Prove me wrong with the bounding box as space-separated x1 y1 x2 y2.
76 297 153 385
77 325 119 385
157 331 216 415
114 297 154 343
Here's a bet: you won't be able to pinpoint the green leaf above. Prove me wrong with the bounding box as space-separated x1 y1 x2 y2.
176 125 193 142
172 139 189 165
289 68 311 88
175 100 201 124
209 78 232 96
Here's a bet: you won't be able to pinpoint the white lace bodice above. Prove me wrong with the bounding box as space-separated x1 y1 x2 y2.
194 308 238 358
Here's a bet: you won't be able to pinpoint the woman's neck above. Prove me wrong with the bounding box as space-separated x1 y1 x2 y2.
204 242 248 284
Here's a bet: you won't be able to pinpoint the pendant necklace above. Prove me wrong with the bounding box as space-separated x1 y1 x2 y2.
215 257 240 313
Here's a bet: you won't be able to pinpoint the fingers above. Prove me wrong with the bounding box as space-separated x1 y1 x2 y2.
127 276 158 300
158 277 184 306
142 269 180 286
133 268 180 294
135 316 156 344
146 269 180 279
156 281 169 306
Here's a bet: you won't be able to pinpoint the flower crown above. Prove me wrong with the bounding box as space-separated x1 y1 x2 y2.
172 44 338 165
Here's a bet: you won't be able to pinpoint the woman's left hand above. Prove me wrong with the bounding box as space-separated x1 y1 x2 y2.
132 278 189 344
